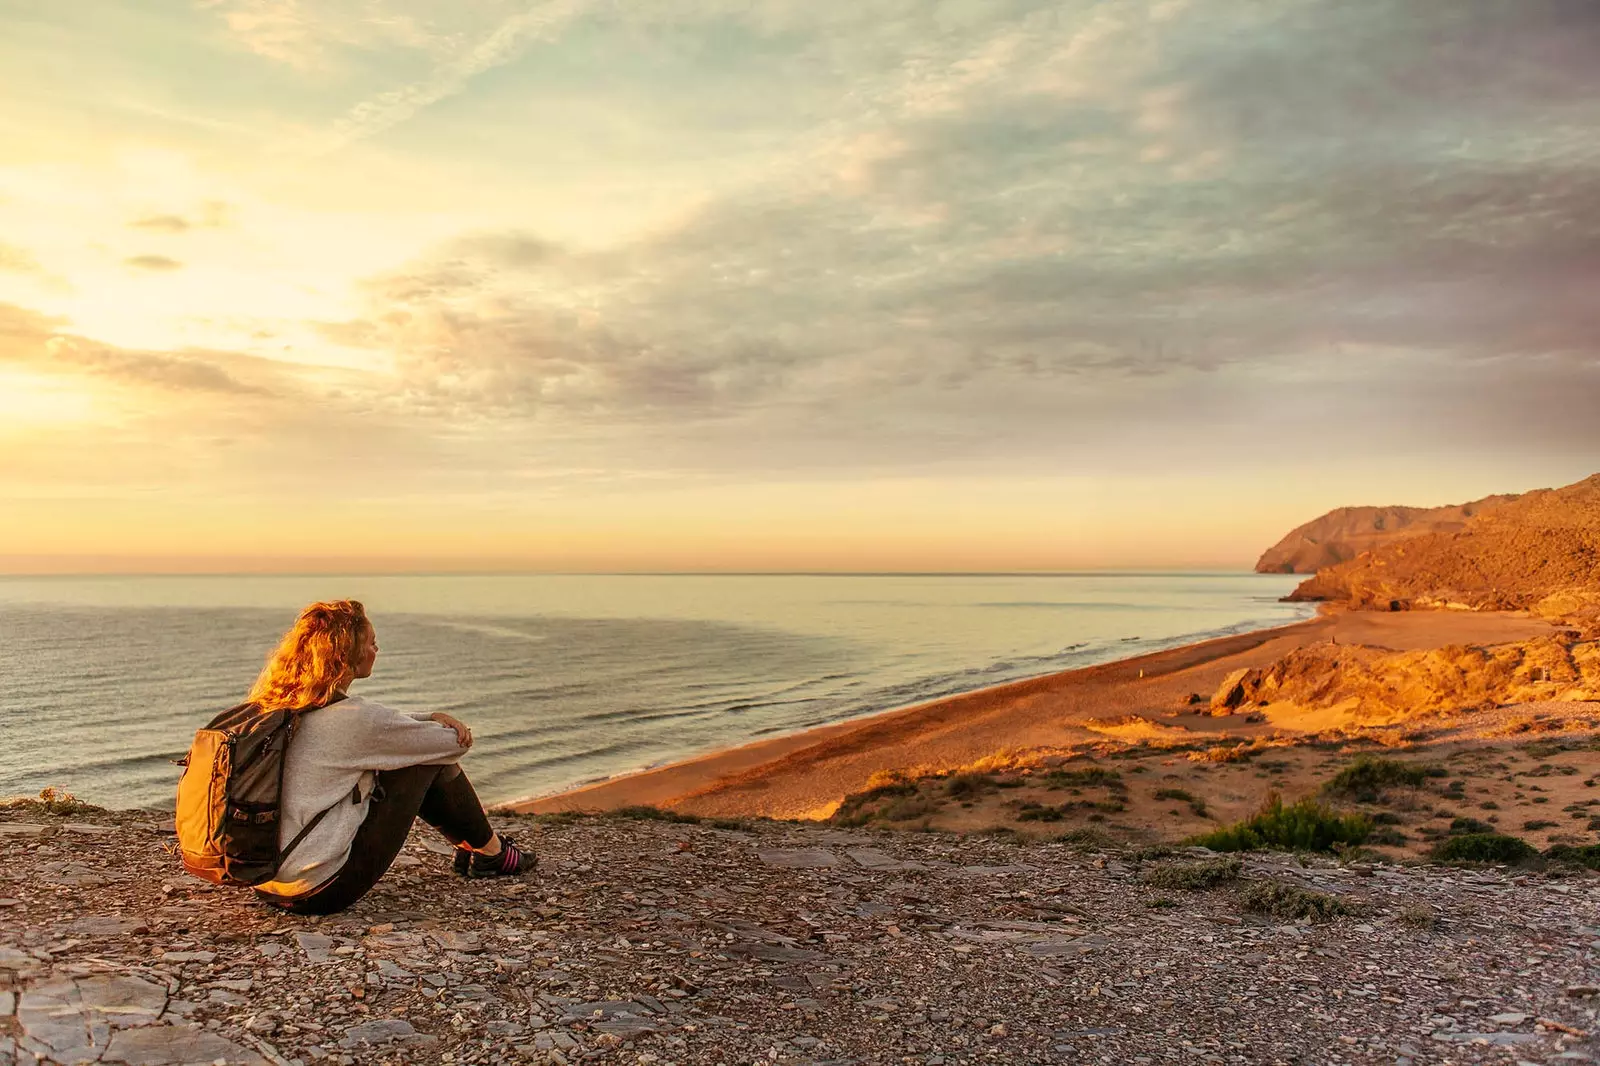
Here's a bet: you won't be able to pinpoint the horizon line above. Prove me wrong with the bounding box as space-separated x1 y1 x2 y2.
0 567 1276 579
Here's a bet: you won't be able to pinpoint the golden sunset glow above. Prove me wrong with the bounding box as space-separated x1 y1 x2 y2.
2 2 1596 572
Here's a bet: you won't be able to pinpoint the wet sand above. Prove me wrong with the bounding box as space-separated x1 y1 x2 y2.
505 609 1559 820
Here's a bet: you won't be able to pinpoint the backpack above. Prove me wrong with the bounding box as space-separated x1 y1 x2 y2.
174 695 347 886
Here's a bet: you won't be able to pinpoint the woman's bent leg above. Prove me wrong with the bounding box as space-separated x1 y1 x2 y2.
274 763 450 916
417 763 493 849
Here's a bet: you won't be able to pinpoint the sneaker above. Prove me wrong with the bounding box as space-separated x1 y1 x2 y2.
462 836 533 878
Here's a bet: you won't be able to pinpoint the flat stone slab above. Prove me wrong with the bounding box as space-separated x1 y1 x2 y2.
104 1025 266 1064
293 932 333 963
0 947 40 971
846 848 928 871
17 974 168 1062
757 848 840 869
76 975 169 1022
723 942 830 963
340 1018 418 1047
0 823 49 837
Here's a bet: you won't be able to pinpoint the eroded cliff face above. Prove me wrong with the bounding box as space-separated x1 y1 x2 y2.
1210 635 1600 723
1278 473 1600 632
1254 497 1516 574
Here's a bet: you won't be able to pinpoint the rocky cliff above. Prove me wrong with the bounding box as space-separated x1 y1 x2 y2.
1255 497 1516 574
1283 473 1600 631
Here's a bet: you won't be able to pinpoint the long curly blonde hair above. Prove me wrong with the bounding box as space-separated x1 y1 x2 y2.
247 600 369 711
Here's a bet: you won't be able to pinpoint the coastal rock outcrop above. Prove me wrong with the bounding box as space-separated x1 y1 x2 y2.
1209 635 1600 723
1283 473 1600 631
1255 496 1516 574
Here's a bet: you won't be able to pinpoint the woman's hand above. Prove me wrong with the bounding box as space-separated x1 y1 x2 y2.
429 712 473 748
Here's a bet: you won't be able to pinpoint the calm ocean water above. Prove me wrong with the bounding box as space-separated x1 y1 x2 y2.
0 573 1309 809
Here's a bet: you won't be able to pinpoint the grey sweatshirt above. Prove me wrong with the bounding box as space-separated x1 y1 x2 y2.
257 694 468 897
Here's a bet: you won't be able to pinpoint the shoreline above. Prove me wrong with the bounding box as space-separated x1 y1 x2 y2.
503 606 1561 821
494 608 1316 805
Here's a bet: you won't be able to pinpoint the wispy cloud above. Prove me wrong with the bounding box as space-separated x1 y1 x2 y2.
124 254 185 272
0 242 44 274
129 214 193 233
1 302 285 398
129 203 228 232
322 0 588 150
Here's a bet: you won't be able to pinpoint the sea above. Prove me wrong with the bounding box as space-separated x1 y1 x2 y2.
0 572 1310 810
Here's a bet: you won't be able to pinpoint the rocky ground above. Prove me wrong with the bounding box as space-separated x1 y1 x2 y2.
3 805 1599 1066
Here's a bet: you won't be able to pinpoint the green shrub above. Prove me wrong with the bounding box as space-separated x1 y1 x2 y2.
1154 788 1195 802
1367 826 1408 846
1189 796 1371 853
1324 757 1429 801
1140 857 1242 891
944 773 997 799
1016 805 1064 823
1449 816 1495 835
831 781 920 824
1430 833 1537 865
1523 819 1558 831
1044 767 1125 790
1544 844 1600 870
1238 880 1353 921
880 796 940 822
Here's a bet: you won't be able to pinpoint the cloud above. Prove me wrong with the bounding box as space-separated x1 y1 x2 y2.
0 302 283 397
124 255 185 272
129 215 192 233
0 243 45 275
128 202 229 233
323 0 588 149
197 0 472 68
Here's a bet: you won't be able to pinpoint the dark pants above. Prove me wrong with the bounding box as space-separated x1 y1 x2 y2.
260 762 493 916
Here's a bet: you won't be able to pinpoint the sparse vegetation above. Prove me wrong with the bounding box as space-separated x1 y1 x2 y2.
1522 819 1558 831
1544 843 1600 870
944 773 997 800
1140 857 1242 891
1153 786 1209 817
1189 795 1371 853
1397 904 1436 930
611 805 702 824
530 810 586 825
1449 816 1495 835
1042 767 1125 790
1323 757 1434 801
1431 833 1538 865
831 780 922 825
1237 879 1354 921
0 787 100 816
880 796 940 822
1367 826 1408 846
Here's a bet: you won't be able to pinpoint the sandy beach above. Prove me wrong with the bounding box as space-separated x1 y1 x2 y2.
508 608 1561 821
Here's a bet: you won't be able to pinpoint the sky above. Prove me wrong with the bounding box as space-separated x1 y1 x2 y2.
1 0 1597 573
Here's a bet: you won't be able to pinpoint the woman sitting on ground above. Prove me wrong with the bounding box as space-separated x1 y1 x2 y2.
252 599 529 915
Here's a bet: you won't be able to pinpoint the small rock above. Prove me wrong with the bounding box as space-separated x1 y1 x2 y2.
295 932 334 964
